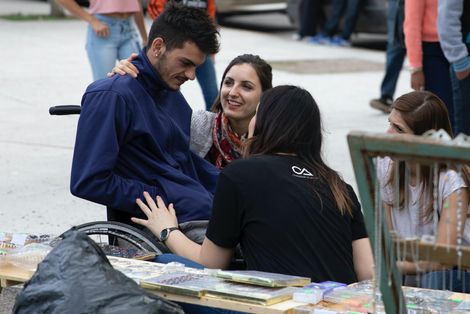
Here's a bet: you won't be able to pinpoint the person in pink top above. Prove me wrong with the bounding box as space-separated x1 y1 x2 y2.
403 0 454 129
57 0 147 81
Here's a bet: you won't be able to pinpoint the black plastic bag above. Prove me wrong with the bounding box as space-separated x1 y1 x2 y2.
14 229 184 314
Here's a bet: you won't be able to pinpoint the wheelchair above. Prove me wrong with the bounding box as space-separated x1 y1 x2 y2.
49 105 245 268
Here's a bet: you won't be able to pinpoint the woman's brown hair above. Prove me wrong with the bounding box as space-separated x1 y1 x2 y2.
387 91 470 221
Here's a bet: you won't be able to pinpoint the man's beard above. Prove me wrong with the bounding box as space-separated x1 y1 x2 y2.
153 53 179 91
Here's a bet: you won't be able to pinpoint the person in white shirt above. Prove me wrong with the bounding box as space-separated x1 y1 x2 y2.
378 90 470 292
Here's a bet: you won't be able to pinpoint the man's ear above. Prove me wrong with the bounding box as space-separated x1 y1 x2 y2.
151 37 166 57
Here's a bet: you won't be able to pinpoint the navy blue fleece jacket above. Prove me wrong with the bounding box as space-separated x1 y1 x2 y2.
70 49 219 224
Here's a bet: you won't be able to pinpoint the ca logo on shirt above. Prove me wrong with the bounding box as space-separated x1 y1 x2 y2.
291 165 314 178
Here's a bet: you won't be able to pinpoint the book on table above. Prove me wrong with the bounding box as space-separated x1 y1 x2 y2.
140 271 213 297
140 271 298 305
215 270 311 287
108 256 167 283
203 281 298 305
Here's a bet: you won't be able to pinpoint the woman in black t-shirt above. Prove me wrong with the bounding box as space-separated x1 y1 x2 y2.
132 85 374 283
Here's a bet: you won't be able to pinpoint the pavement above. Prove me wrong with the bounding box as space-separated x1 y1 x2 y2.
0 0 410 234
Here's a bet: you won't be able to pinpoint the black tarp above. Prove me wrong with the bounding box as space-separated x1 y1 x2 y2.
14 229 184 314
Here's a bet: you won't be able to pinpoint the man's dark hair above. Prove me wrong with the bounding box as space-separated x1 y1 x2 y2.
146 2 219 54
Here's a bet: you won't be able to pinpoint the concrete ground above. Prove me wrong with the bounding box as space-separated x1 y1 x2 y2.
0 0 410 234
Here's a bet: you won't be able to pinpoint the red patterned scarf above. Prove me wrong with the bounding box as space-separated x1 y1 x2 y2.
209 111 245 169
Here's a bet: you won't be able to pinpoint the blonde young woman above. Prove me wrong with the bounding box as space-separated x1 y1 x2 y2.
379 90 470 292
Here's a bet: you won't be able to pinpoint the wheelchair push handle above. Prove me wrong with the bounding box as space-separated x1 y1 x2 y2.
49 105 81 115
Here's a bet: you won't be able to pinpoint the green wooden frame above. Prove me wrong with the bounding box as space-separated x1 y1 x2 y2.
347 131 470 314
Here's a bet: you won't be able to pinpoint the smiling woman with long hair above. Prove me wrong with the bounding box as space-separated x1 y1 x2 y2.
131 85 374 285
191 54 273 169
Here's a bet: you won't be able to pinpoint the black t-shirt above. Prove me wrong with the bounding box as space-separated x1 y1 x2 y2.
206 155 368 284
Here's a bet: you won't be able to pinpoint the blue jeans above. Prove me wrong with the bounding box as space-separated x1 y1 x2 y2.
153 254 245 314
196 56 218 111
323 0 362 40
420 269 470 293
298 0 326 37
450 66 470 136
153 253 205 269
380 0 406 99
86 14 141 81
422 42 454 127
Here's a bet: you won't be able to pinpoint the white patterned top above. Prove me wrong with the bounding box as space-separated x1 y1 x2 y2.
190 110 216 158
377 157 470 245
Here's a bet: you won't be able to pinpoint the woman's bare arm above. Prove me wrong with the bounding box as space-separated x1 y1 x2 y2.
133 1 148 46
352 238 374 281
56 0 109 37
131 192 234 269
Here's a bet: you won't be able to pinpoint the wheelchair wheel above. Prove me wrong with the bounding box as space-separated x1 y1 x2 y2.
55 221 164 259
